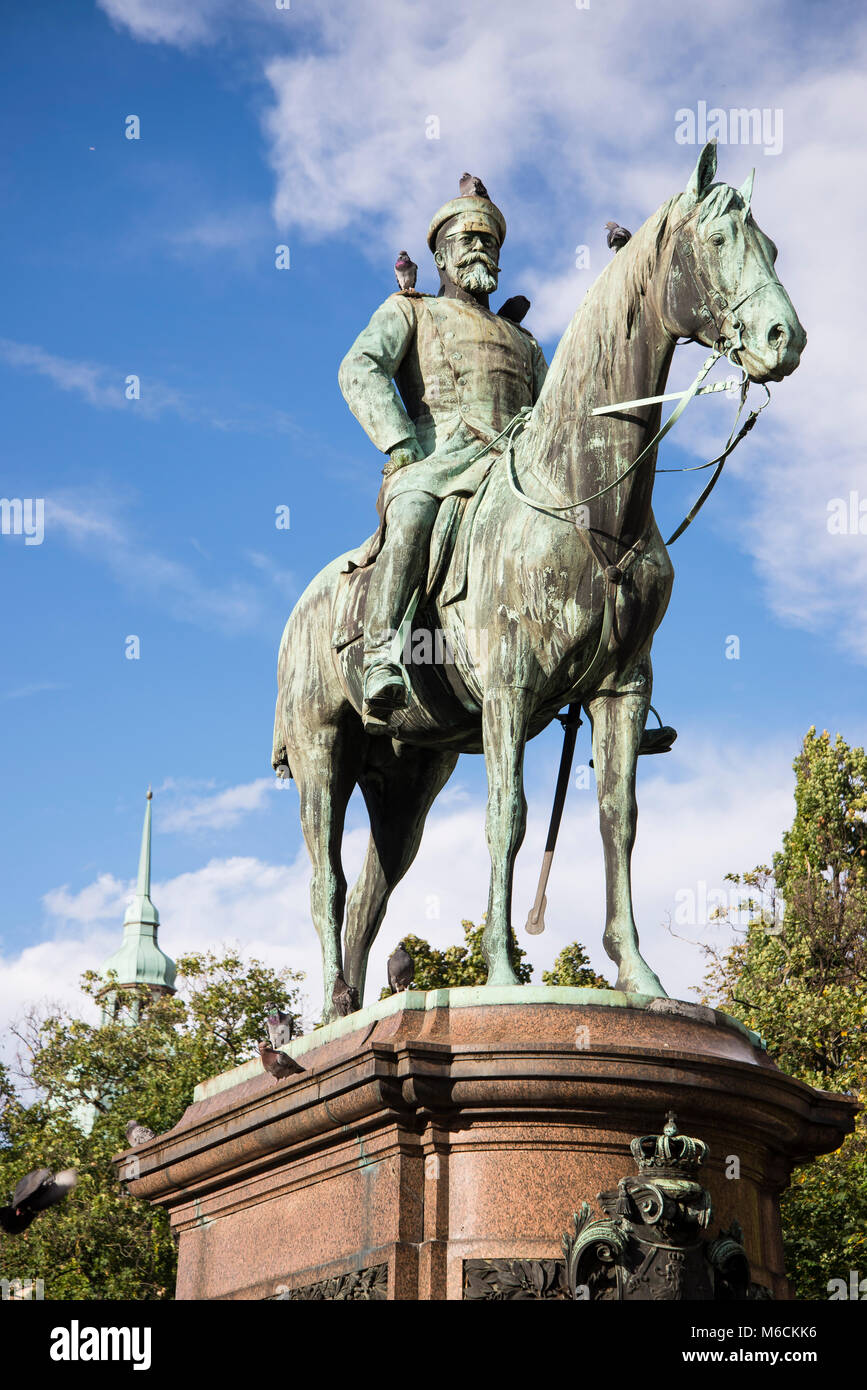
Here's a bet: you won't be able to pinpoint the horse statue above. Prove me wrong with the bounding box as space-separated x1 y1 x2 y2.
272 141 805 1020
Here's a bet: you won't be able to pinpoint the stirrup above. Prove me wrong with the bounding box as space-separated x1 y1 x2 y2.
639 705 677 756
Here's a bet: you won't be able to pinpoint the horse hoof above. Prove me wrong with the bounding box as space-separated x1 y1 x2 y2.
616 968 667 998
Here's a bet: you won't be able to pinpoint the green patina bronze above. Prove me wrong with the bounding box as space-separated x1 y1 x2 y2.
273 143 806 1021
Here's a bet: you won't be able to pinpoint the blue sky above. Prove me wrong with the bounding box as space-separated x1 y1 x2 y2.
2 0 865 1033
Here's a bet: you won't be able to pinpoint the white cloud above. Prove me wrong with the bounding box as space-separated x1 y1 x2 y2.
160 779 277 833
3 681 68 701
43 873 131 926
96 0 228 47
0 340 126 411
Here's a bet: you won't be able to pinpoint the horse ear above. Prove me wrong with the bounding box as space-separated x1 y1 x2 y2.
738 168 755 214
685 139 718 204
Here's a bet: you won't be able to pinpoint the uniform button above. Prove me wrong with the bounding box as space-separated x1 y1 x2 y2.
445 331 455 340
452 352 462 360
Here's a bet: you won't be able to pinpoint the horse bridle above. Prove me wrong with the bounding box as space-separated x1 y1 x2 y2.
505 197 775 537
666 200 780 360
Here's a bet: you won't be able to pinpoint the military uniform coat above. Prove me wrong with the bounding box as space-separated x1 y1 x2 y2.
338 292 548 524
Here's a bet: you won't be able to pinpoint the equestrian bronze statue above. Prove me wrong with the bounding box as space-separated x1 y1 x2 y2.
272 141 805 1021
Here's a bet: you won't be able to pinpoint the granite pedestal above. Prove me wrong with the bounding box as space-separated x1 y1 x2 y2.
118 988 856 1300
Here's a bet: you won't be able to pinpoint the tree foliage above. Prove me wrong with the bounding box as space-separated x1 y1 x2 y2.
0 949 303 1300
699 729 867 1298
542 941 611 989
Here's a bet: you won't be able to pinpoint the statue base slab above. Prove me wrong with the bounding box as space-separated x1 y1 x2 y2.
119 987 855 1300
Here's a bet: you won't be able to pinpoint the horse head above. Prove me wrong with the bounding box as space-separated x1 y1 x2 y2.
662 140 806 383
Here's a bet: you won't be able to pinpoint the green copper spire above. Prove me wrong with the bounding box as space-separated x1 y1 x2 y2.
100 788 176 998
135 784 154 903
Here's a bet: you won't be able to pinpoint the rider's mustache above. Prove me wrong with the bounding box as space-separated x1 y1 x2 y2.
457 251 499 273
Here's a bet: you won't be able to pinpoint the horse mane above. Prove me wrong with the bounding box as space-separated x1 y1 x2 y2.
578 195 681 391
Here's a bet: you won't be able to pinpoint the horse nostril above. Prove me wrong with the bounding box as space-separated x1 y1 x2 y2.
768 323 788 350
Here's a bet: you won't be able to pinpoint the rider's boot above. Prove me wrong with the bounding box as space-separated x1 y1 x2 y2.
362 491 438 732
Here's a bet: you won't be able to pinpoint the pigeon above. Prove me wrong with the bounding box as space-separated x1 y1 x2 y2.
331 971 360 1017
0 1168 77 1235
266 1005 296 1051
125 1120 156 1147
605 221 632 252
459 172 489 198
259 1040 304 1081
387 943 414 993
394 250 419 294
498 295 531 325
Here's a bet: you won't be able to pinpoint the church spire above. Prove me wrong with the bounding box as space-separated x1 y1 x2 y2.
100 789 176 1011
136 786 153 900
126 786 158 928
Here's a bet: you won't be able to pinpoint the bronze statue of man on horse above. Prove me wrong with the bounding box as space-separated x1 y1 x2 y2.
273 142 806 1021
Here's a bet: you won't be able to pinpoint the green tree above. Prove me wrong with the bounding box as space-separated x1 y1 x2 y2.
542 942 611 989
700 729 867 1298
0 949 303 1299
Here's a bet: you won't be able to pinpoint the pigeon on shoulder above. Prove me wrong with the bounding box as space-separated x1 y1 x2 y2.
497 295 531 325
605 221 632 252
395 251 419 294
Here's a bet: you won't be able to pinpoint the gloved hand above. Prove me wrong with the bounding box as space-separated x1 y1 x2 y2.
384 436 425 476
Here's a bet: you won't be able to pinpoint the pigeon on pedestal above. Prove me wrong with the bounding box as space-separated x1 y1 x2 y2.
395 251 419 294
0 1168 77 1235
332 971 359 1017
125 1121 156 1148
387 944 414 993
605 221 632 252
266 1006 296 1051
259 1040 304 1081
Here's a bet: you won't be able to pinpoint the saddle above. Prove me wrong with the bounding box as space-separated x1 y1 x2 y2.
331 471 493 654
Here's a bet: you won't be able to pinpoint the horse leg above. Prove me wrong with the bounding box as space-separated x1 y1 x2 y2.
585 661 667 997
481 687 531 986
343 743 457 1004
292 725 358 1022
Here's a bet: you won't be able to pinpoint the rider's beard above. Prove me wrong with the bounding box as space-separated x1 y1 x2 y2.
455 256 499 295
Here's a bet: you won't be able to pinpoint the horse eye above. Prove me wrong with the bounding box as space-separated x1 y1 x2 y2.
710 233 725 247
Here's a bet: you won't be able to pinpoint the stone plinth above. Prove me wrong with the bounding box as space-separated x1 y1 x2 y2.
117 988 856 1300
